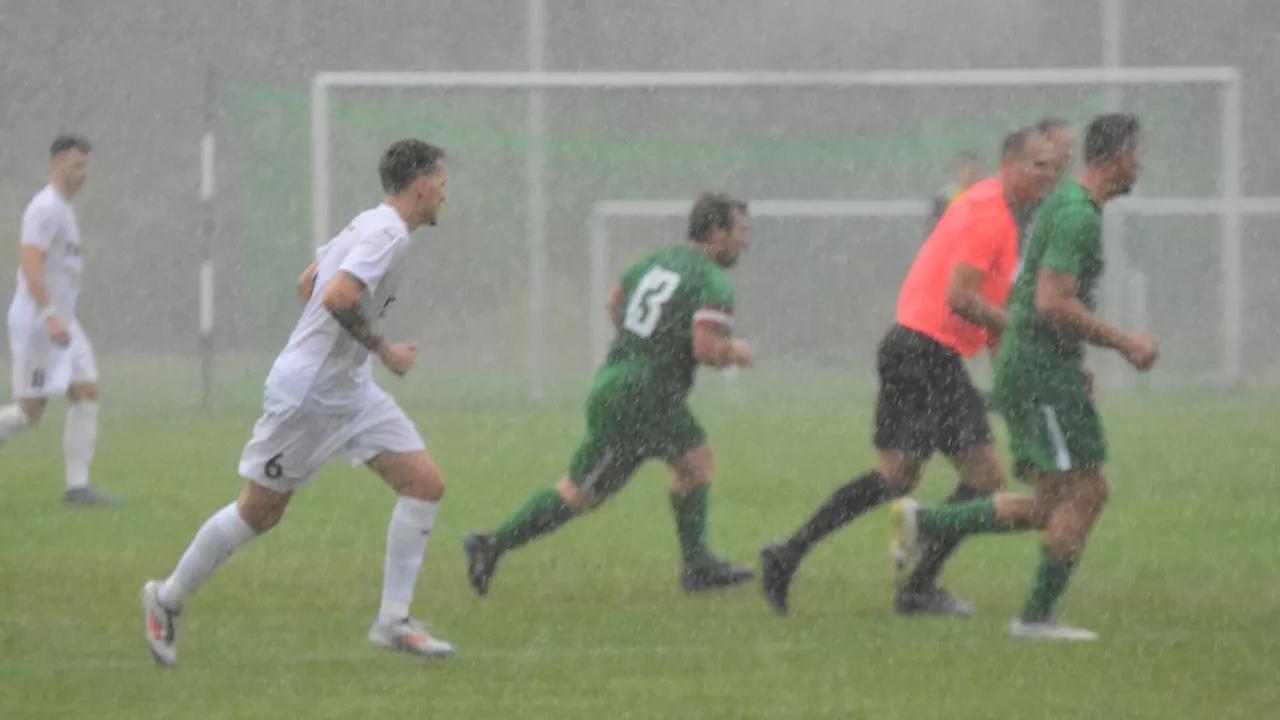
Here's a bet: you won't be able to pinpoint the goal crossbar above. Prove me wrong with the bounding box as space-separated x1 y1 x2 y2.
311 65 1246 396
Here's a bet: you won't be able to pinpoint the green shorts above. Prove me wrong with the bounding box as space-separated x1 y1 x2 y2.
567 379 706 501
999 376 1106 477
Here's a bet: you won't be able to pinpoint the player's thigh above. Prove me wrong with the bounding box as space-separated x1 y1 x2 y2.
932 354 995 459
567 421 646 507
341 389 439 497
10 326 71 401
872 327 937 462
945 441 1005 494
66 321 99 400
1006 387 1106 479
664 407 712 491
237 405 351 493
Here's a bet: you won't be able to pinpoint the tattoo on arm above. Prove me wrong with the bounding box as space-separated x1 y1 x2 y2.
329 301 384 353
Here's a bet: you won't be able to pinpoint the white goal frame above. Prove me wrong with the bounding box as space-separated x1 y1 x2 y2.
311 66 1247 397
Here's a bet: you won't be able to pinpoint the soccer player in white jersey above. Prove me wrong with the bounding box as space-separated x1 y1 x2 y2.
140 139 454 665
0 135 118 506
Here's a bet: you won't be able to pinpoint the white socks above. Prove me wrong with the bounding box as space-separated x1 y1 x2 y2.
63 401 98 490
379 496 440 625
159 502 258 609
0 404 31 446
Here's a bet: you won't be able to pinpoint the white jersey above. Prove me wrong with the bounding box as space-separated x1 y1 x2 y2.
11 185 84 320
262 203 412 412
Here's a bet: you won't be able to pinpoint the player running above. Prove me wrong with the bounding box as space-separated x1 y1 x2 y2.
760 128 1058 616
463 192 755 595
891 114 1156 641
0 135 118 506
141 139 455 666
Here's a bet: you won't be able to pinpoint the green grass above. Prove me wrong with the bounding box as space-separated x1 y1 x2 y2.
2 389 1278 719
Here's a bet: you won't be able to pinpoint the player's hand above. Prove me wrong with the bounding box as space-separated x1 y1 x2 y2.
378 343 418 377
44 314 71 346
1119 332 1159 372
729 340 753 368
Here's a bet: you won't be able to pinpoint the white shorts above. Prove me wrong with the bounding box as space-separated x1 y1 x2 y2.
8 314 98 399
237 386 426 493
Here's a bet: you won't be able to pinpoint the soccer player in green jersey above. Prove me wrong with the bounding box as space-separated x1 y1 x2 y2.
463 193 756 595
890 113 1159 641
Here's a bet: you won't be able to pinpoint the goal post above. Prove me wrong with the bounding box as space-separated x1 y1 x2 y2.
311 66 1246 397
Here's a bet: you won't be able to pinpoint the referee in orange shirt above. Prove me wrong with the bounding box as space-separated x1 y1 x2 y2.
762 127 1059 616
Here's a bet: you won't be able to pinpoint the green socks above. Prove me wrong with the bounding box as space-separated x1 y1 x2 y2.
492 487 575 555
917 498 1002 538
1021 549 1077 622
670 485 710 564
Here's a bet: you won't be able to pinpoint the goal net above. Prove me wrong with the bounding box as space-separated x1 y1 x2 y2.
219 67 1257 403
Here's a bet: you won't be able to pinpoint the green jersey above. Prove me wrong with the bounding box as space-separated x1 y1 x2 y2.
602 244 735 405
999 181 1104 373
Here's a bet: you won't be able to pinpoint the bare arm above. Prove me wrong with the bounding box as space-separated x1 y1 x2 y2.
19 246 52 308
946 263 1007 332
297 261 319 305
1034 268 1128 350
606 284 625 330
692 325 749 367
321 271 386 355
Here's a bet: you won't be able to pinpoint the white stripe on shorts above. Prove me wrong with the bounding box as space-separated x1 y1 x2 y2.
1041 405 1072 471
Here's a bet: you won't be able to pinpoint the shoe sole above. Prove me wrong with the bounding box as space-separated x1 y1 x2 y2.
140 583 177 667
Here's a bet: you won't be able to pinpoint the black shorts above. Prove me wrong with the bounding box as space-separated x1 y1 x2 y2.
873 324 991 458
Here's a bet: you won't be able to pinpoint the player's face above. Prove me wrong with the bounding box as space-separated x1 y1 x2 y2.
1110 135 1143 197
414 165 447 227
1048 129 1074 180
57 150 91 197
1016 136 1058 202
714 211 749 268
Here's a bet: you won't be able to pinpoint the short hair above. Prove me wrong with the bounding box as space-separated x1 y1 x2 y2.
1035 117 1070 134
688 192 747 243
50 134 91 158
1000 127 1038 159
1083 113 1141 164
378 139 446 194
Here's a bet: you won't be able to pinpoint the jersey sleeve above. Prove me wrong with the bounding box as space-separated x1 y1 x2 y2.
953 207 1005 273
338 228 408 292
20 204 58 250
1041 210 1101 277
693 269 735 331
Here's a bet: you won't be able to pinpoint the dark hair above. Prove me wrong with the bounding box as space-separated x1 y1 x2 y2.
379 139 445 194
50 134 91 158
688 192 747 243
1000 127 1038 159
1035 117 1070 134
1083 113 1141 164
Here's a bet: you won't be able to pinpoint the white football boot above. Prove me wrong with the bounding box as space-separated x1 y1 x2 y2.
1009 617 1099 642
141 580 180 666
368 617 455 658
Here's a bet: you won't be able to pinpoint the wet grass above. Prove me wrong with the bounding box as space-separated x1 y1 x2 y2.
2 389 1277 719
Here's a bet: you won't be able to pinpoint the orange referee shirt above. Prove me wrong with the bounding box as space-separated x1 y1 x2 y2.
896 177 1020 358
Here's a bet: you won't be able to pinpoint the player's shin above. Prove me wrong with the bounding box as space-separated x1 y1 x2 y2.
1020 547 1078 623
783 470 895 556
380 496 440 624
159 502 258 609
0 403 31 446
901 482 988 593
670 484 710 563
63 401 98 490
492 486 575 555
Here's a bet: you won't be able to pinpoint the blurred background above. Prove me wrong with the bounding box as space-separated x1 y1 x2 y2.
1 0 1277 408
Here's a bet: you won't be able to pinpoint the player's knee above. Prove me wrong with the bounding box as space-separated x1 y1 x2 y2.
555 477 598 515
876 454 923 494
236 483 291 534
18 398 46 425
67 383 99 403
373 451 445 502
